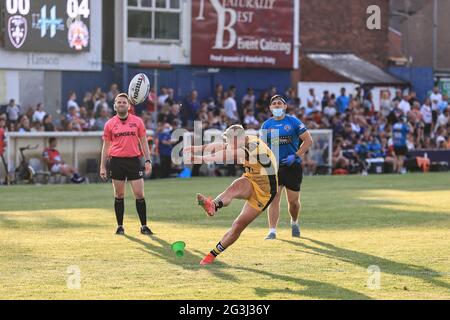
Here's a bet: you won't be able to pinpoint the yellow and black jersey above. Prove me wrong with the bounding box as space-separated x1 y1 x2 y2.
242 136 278 212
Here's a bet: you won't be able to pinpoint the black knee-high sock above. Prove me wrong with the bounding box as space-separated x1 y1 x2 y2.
210 242 226 257
115 198 124 226
136 199 147 226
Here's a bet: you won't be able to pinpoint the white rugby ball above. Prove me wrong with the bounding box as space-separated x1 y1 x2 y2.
128 73 150 105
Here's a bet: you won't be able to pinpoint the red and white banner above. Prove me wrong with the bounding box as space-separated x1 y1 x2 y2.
191 0 296 69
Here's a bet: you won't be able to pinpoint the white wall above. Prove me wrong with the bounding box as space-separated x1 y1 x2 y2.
116 0 191 64
0 71 20 104
0 0 102 72
298 82 357 106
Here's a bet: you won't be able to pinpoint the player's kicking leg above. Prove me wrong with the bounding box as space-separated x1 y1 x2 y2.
200 202 261 265
197 177 253 217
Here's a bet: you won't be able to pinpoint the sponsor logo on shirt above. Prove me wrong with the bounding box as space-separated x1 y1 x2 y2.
114 131 137 138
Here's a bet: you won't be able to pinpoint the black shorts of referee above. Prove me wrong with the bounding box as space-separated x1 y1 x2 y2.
278 163 303 192
108 157 144 181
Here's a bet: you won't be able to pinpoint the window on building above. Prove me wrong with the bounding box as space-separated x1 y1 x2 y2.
127 0 180 41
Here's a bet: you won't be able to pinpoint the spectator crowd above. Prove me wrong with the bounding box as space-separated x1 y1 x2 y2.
1 82 449 175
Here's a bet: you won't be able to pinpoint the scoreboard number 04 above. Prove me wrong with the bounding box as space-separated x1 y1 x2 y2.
67 0 90 19
6 0 30 15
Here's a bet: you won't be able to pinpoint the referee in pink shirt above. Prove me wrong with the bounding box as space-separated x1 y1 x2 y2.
100 93 153 235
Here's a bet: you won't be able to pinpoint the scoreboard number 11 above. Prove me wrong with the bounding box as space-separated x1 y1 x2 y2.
67 0 90 19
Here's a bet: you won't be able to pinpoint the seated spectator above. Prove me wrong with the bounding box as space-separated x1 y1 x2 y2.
43 114 55 132
243 109 259 129
92 108 110 131
18 115 31 133
32 103 46 123
43 138 85 183
6 99 21 126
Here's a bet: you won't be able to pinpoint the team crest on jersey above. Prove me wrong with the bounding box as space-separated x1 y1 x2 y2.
8 15 27 49
284 125 292 132
129 123 138 128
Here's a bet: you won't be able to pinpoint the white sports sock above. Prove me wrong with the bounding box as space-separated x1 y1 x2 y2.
269 228 277 234
291 220 299 226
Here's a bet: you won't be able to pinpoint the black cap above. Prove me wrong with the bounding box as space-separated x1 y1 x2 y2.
270 95 286 105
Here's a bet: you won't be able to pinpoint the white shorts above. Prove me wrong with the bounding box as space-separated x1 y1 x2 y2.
51 164 68 173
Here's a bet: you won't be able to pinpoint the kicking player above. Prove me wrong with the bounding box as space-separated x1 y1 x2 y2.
184 125 278 265
100 93 153 235
261 95 313 240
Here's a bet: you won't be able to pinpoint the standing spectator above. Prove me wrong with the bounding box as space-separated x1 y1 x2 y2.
157 123 176 178
438 94 449 114
214 84 224 108
408 91 419 106
336 88 350 114
32 103 46 123
421 99 433 138
307 88 321 112
321 91 330 109
94 94 109 117
242 88 256 110
392 89 403 103
430 87 443 124
67 91 79 114
107 83 119 106
224 90 239 123
184 90 201 128
82 92 94 112
158 86 169 106
6 99 21 126
399 94 411 116
380 90 393 117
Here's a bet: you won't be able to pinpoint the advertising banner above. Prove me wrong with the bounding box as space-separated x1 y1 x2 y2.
191 0 295 69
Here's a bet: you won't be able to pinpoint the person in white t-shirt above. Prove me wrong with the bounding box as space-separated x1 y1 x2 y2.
224 91 238 122
307 88 321 113
430 87 443 110
32 103 47 123
398 94 411 116
67 91 80 114
421 98 433 137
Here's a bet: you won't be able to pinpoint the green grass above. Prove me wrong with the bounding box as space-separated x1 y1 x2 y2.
1 173 450 300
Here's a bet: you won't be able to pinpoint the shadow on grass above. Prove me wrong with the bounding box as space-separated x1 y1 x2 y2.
124 234 372 300
0 215 101 230
281 238 450 293
124 235 239 283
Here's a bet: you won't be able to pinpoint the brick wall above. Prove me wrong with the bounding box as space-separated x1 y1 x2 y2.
300 0 390 68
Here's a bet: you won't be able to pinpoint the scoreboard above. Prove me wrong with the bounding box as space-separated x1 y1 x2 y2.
2 0 90 53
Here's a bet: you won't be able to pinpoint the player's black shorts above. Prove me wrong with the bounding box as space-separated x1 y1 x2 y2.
278 163 303 192
108 157 144 181
394 146 408 156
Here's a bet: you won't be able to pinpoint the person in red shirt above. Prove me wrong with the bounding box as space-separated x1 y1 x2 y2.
43 138 85 183
100 93 153 236
0 115 8 183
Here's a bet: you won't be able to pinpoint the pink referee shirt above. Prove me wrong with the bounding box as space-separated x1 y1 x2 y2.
103 114 146 158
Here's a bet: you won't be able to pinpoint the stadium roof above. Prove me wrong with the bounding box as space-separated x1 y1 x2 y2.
307 53 407 86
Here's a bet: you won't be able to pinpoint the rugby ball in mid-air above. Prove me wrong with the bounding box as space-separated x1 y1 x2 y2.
128 73 150 105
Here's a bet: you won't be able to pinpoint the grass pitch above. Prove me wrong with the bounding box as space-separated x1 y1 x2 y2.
0 173 449 300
